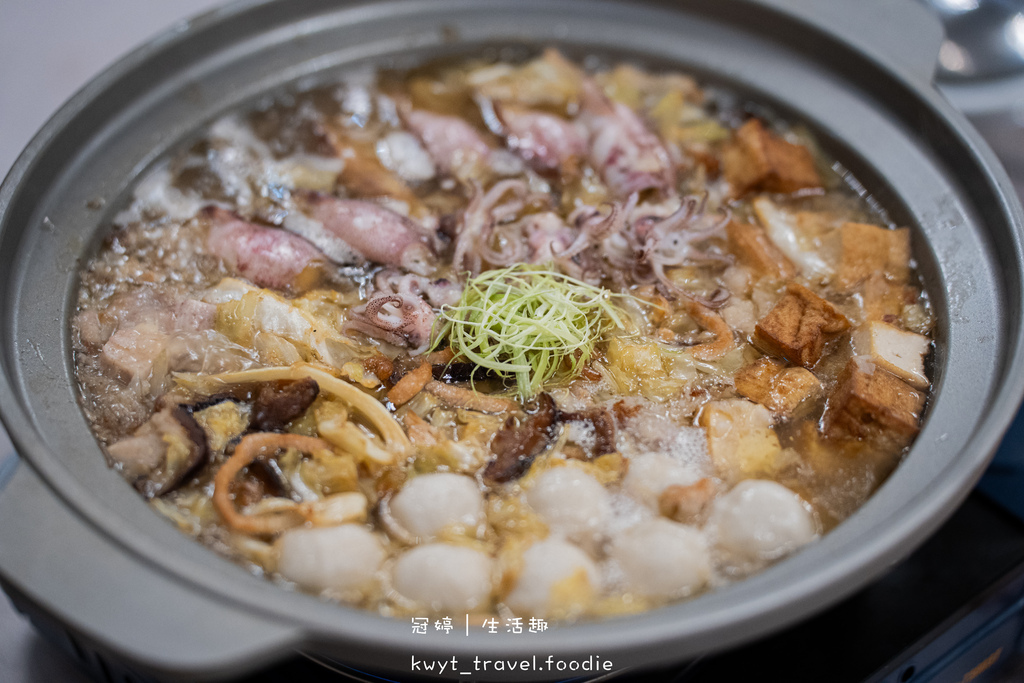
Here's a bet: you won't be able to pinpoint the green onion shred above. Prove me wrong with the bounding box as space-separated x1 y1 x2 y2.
433 265 626 398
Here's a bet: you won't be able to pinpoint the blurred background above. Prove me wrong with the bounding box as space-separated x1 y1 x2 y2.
0 6 223 680
2 1 1024 682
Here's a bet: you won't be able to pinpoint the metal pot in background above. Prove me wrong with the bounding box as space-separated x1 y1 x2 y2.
928 0 1024 195
1 1 1023 681
927 0 1024 544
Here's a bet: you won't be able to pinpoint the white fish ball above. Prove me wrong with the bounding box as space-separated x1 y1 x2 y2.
708 480 817 571
392 543 493 612
623 453 701 508
608 519 711 599
275 524 385 597
390 473 484 540
526 468 611 544
505 539 599 617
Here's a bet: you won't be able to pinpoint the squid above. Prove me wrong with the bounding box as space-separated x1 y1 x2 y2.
524 212 577 263
203 206 326 289
344 293 436 351
595 194 731 293
493 102 587 176
345 271 461 351
451 179 535 275
288 190 435 276
373 269 463 308
400 105 492 180
579 80 675 198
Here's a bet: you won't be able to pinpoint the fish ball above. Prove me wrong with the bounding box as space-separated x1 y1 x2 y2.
526 467 611 544
708 480 817 572
390 473 484 540
623 453 701 508
393 543 493 612
505 539 599 617
609 519 711 599
276 524 385 597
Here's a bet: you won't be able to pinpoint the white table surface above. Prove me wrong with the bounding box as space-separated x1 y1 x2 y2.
3 2 1024 682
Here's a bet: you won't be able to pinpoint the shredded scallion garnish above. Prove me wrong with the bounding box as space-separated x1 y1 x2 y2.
433 265 627 398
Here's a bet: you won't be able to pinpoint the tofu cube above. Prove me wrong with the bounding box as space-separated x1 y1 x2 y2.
754 283 851 368
794 210 836 240
734 357 822 417
722 119 822 196
837 222 911 291
726 220 797 280
861 273 906 323
699 399 782 483
823 357 926 443
750 197 834 281
852 321 930 389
